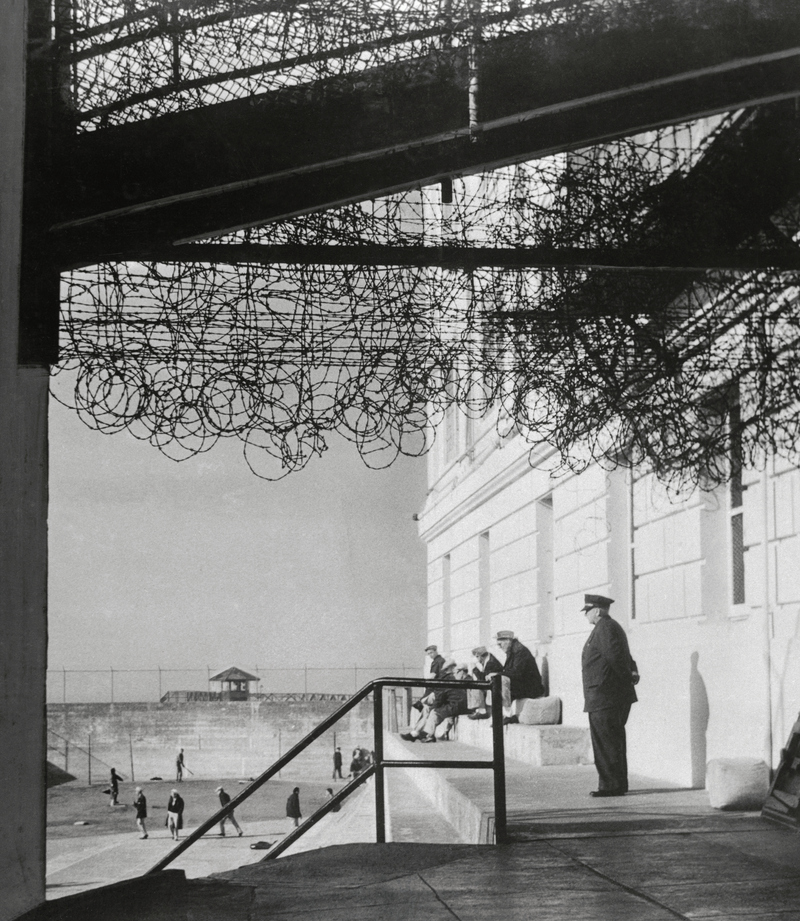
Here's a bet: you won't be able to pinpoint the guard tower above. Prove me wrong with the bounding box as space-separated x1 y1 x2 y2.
209 667 260 701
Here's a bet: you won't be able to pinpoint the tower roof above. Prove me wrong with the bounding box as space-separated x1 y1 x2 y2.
209 666 259 682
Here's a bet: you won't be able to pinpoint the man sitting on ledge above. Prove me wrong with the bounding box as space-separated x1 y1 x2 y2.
401 660 470 743
496 630 544 725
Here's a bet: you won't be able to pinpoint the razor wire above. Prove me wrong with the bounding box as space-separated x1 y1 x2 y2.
52 110 800 486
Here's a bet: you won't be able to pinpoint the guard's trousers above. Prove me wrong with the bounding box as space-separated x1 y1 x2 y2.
588 703 632 793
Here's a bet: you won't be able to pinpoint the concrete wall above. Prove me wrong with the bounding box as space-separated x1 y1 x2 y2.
419 414 800 789
0 0 50 917
48 699 376 782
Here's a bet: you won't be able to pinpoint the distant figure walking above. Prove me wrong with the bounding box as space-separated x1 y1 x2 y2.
133 787 148 839
176 748 185 782
166 789 184 840
216 786 244 837
109 767 123 806
286 787 302 828
332 747 343 780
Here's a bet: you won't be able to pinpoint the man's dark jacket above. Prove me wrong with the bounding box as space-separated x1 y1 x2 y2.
503 639 544 700
581 613 638 712
429 654 446 678
431 684 469 718
472 653 503 682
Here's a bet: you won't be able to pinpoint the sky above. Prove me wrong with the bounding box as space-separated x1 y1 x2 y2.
47 395 429 686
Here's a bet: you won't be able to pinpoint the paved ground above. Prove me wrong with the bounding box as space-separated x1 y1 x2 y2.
37 750 800 921
45 769 463 898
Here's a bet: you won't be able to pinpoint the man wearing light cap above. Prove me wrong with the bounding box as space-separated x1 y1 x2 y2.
581 594 639 797
467 646 503 720
495 630 544 723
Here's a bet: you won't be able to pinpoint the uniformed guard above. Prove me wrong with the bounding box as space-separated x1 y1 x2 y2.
581 594 639 797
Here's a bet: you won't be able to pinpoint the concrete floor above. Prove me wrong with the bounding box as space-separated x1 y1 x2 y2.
33 759 800 921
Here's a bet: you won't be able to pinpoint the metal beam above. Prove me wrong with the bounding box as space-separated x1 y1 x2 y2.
75 243 800 273
51 2 800 267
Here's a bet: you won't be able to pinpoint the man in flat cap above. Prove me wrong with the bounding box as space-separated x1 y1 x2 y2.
581 594 639 797
495 630 544 724
411 644 447 717
425 645 446 681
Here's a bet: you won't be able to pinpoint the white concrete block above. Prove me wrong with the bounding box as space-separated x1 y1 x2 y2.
517 696 562 725
706 758 770 810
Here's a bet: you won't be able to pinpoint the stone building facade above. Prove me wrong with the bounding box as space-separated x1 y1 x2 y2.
418 401 800 787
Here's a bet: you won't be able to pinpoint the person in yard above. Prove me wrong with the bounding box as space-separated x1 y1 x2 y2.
332 746 343 780
166 788 184 840
176 747 185 782
134 786 148 839
325 788 341 812
109 767 123 806
216 785 244 837
286 787 302 827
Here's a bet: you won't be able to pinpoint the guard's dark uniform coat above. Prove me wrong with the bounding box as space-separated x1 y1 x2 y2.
582 613 637 793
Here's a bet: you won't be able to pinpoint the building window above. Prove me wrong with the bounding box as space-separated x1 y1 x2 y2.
479 532 491 645
629 471 637 621
729 401 746 605
442 554 452 653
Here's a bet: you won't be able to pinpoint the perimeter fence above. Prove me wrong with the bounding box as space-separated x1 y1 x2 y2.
46 665 417 704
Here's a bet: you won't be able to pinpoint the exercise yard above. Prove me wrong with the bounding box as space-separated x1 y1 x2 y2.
46 777 338 898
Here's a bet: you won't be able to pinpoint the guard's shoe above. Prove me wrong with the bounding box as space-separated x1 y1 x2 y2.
420 736 437 743
468 712 489 720
589 790 625 797
503 715 519 725
400 732 417 741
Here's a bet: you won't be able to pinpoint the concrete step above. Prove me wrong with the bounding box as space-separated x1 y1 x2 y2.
455 717 592 766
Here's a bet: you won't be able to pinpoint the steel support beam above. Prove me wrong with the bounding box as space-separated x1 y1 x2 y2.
82 243 800 273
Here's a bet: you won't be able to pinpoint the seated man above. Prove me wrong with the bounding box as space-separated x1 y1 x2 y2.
496 630 544 724
412 644 446 712
467 645 503 720
401 660 469 743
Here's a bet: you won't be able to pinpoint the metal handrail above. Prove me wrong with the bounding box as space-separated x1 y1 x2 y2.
145 673 505 874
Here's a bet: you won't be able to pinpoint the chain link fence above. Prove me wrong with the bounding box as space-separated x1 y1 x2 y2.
47 665 417 704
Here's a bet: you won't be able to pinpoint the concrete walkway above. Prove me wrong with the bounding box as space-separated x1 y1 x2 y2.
36 754 800 921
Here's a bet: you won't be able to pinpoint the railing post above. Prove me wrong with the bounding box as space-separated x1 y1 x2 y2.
373 685 386 843
490 673 507 844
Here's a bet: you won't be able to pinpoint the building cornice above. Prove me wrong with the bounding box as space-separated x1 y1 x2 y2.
418 440 558 543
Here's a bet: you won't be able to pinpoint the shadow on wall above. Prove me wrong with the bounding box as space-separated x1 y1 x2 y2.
690 651 709 789
540 655 550 697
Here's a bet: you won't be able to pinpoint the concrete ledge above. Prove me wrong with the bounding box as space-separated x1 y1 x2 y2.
455 719 592 766
384 736 491 844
